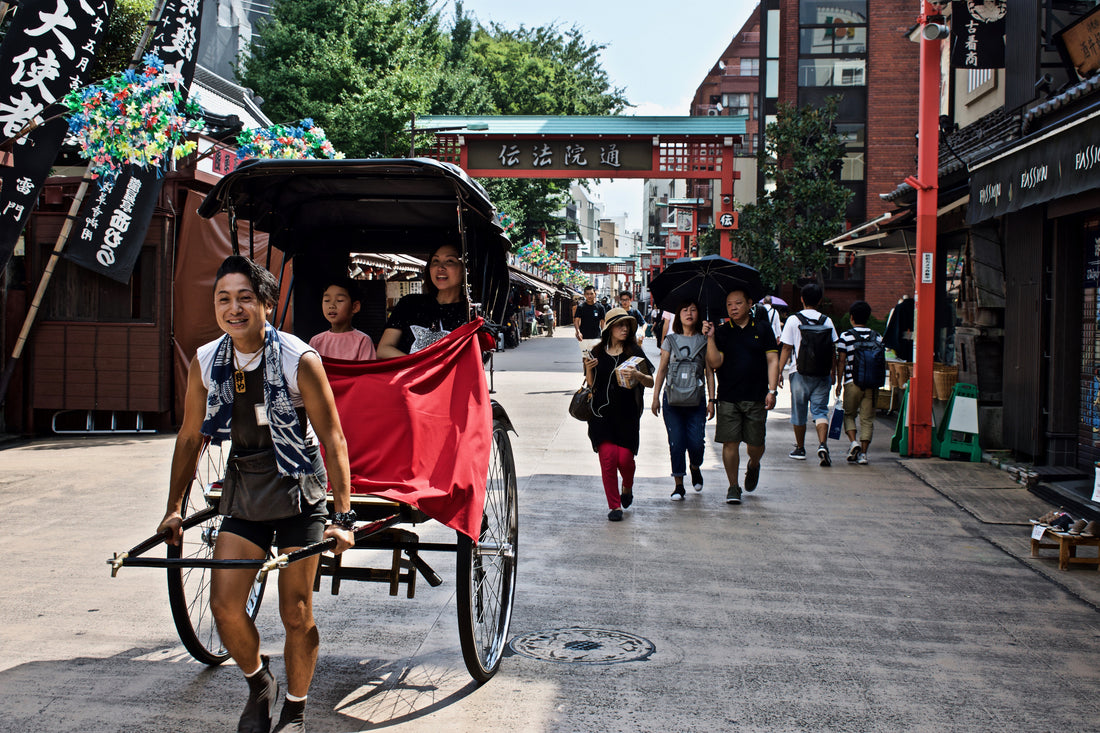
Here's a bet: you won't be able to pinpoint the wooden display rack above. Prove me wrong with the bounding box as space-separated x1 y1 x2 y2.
1029 522 1100 571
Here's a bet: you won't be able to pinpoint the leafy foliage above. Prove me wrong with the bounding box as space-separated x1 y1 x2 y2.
234 0 628 242
733 98 852 288
237 0 445 158
90 0 156 80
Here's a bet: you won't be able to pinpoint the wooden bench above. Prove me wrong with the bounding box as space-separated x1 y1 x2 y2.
1029 521 1100 571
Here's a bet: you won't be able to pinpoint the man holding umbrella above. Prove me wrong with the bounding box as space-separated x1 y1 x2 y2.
650 255 778 503
703 289 780 504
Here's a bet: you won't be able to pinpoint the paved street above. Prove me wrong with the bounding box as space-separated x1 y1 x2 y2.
2 329 1099 732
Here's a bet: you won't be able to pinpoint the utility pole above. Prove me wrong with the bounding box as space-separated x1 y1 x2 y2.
908 1 946 457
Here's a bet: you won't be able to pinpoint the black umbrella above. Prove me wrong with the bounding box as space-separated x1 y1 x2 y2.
648 255 765 321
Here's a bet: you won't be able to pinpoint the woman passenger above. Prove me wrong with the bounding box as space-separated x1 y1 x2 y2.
376 243 469 359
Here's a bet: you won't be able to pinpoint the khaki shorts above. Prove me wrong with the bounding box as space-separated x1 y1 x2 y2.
715 400 767 446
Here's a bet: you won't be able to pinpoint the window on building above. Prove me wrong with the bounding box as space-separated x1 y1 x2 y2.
739 57 759 76
798 58 865 86
799 26 867 55
799 0 866 24
723 93 753 117
840 152 864 181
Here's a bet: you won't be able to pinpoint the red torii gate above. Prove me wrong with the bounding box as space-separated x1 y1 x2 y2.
412 116 746 261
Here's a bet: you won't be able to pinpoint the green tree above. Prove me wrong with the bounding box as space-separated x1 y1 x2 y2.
452 16 629 244
734 98 852 288
237 0 446 158
90 0 156 80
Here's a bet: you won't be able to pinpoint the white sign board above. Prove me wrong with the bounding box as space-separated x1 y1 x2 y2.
921 252 934 283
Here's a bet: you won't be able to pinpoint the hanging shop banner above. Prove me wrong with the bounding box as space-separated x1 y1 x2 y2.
64 0 205 283
950 1 1007 70
967 114 1100 224
0 0 115 271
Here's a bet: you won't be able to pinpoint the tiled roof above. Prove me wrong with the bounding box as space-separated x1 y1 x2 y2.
1023 70 1100 131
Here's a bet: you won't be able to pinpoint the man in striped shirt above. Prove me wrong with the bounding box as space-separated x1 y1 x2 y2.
834 301 883 464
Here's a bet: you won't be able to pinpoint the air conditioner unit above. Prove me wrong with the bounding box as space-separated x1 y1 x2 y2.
707 109 719 116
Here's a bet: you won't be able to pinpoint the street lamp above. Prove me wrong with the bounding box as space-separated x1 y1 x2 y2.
407 114 489 157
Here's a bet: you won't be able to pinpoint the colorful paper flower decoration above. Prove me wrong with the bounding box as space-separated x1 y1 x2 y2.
234 119 344 161
516 240 591 290
63 54 202 183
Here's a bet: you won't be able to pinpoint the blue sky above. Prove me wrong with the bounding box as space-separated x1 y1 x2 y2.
448 0 758 231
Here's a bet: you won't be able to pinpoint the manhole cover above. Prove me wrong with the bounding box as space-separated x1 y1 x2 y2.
508 627 655 665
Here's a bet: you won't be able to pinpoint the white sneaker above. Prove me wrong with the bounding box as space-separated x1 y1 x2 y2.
846 441 861 462
857 452 869 465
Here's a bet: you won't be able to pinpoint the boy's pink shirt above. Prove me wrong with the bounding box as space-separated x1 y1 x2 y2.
309 329 377 361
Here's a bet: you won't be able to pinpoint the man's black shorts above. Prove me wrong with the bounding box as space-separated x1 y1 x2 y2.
220 500 328 551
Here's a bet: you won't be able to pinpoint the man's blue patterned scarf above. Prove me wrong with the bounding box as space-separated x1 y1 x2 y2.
200 323 313 477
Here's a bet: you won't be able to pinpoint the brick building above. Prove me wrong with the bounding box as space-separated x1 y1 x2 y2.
759 0 920 317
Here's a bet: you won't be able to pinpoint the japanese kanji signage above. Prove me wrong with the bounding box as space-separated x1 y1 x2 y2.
1057 5 1100 78
65 0 204 283
466 139 651 173
950 1 1006 70
0 0 115 271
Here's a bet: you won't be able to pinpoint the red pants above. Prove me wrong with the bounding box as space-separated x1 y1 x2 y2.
598 442 635 510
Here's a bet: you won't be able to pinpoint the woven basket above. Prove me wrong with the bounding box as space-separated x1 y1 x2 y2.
933 365 958 401
887 361 911 389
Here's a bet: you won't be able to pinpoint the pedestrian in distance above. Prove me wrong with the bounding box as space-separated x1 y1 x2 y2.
583 307 654 521
835 300 886 464
618 290 647 346
308 277 377 361
651 298 715 500
157 256 356 733
703 289 780 505
574 285 606 341
779 283 840 466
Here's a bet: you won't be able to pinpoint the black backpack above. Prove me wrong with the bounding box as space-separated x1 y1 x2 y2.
848 330 886 390
793 313 835 377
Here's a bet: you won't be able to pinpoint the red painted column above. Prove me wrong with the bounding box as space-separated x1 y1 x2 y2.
908 2 941 457
720 142 735 259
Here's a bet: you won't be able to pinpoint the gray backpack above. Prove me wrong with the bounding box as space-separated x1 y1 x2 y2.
665 334 706 407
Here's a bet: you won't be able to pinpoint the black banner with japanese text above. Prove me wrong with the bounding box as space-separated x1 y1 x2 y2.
950 1 1007 70
0 0 115 271
64 0 204 283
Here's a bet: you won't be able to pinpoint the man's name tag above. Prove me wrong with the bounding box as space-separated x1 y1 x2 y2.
1031 524 1046 540
255 403 270 426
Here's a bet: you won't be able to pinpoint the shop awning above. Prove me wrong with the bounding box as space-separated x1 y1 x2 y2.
350 252 424 275
967 109 1100 224
508 266 555 293
830 195 969 255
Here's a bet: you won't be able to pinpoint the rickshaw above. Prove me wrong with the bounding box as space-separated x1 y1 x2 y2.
108 158 519 683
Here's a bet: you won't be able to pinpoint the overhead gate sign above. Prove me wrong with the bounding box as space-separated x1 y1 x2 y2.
465 139 652 174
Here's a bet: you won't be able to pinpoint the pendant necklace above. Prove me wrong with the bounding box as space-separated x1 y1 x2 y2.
233 349 262 393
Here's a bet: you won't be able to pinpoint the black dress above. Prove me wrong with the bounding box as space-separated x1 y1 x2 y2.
586 349 653 455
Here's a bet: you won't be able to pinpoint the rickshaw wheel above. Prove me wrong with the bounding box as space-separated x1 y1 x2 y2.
167 441 267 665
457 418 519 683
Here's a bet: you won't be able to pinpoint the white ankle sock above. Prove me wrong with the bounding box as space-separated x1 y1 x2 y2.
285 693 307 703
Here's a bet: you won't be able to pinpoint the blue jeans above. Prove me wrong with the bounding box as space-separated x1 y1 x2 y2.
789 372 831 426
662 396 706 477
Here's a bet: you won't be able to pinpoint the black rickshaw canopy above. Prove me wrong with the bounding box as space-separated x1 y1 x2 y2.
196 157 512 325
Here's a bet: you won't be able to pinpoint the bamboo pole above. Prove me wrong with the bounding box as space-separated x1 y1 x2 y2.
0 0 169 408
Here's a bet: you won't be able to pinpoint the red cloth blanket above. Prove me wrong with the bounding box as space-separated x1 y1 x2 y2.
322 319 491 541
